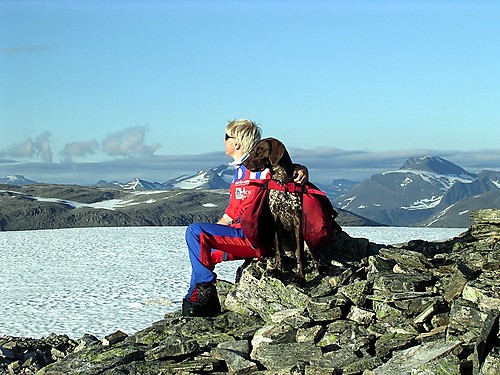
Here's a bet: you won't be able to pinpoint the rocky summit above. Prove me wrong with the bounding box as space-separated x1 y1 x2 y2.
2 210 500 375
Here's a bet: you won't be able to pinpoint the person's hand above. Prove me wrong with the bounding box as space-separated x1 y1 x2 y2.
217 214 232 226
293 165 309 185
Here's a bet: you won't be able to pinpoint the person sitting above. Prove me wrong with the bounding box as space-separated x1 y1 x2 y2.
182 118 308 317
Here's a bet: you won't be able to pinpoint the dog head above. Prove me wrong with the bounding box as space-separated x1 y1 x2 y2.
244 137 294 182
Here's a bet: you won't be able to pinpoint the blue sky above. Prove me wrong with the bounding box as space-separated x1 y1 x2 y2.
1 0 500 184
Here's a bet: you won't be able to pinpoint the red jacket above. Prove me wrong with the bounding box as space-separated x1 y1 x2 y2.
224 164 270 227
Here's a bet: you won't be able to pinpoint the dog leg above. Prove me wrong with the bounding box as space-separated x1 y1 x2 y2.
274 227 282 272
270 224 283 277
305 246 319 272
293 219 305 284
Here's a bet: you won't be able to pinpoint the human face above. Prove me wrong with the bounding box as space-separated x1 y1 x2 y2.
224 132 238 159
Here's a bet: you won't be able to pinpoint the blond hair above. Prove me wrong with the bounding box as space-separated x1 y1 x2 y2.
225 119 262 154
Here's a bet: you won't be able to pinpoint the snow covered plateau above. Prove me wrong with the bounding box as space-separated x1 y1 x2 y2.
1 226 465 339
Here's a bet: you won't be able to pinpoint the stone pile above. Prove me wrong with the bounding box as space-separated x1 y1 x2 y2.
1 209 499 374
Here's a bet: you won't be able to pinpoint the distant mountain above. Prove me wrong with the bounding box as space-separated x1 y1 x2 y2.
0 184 374 231
122 178 170 191
320 179 360 201
212 164 235 184
4 157 500 228
92 165 233 191
0 175 39 185
417 190 500 228
478 170 500 184
163 166 230 190
95 180 123 189
334 156 500 227
400 156 476 178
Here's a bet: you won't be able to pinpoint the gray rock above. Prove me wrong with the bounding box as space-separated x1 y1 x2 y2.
296 325 323 344
37 342 145 374
251 323 296 357
251 342 322 371
462 276 500 312
102 330 128 346
306 295 344 322
211 347 258 374
145 336 199 361
378 247 433 271
447 298 490 344
346 305 375 325
217 340 251 359
74 334 100 353
338 279 369 305
225 266 309 321
372 272 434 294
480 347 500 375
473 312 500 374
269 308 310 329
309 347 363 373
316 320 370 352
443 265 471 302
371 340 462 374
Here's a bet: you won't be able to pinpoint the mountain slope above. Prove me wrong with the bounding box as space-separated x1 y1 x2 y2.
333 156 490 227
0 175 39 185
400 156 476 177
417 190 500 227
163 168 230 190
0 184 374 231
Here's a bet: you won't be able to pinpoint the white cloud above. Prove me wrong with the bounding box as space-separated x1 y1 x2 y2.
3 132 53 162
102 126 161 157
61 140 99 162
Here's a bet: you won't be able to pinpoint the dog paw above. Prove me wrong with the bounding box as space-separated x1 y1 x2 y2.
316 262 328 276
264 268 282 279
292 273 306 286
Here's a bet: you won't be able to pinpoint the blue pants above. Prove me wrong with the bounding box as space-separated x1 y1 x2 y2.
185 222 258 300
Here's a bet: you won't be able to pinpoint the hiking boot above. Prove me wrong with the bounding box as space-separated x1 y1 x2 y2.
182 282 221 317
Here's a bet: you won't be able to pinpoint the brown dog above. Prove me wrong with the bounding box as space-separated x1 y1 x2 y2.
244 137 314 282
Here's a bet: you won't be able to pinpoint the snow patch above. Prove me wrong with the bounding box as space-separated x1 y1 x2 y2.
400 176 413 187
339 196 356 209
426 204 455 226
402 195 442 210
1 190 158 211
202 203 217 207
383 170 475 190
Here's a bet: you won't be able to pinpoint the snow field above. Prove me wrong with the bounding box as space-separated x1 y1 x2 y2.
0 226 465 339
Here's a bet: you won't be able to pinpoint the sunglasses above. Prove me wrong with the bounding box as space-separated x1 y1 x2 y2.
225 133 234 141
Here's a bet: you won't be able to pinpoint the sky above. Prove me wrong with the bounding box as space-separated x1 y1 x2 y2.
1 0 500 185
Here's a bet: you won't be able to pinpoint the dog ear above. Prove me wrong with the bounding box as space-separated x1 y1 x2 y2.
268 138 285 166
244 139 270 171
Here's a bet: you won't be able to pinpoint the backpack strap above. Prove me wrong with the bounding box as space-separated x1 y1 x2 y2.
248 179 304 193
302 184 327 197
246 180 327 197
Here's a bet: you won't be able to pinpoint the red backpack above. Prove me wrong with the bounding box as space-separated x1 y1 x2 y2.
240 181 341 254
300 182 341 249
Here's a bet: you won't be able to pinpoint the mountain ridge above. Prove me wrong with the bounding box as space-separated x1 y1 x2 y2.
334 156 499 227
0 184 376 231
2 156 500 228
